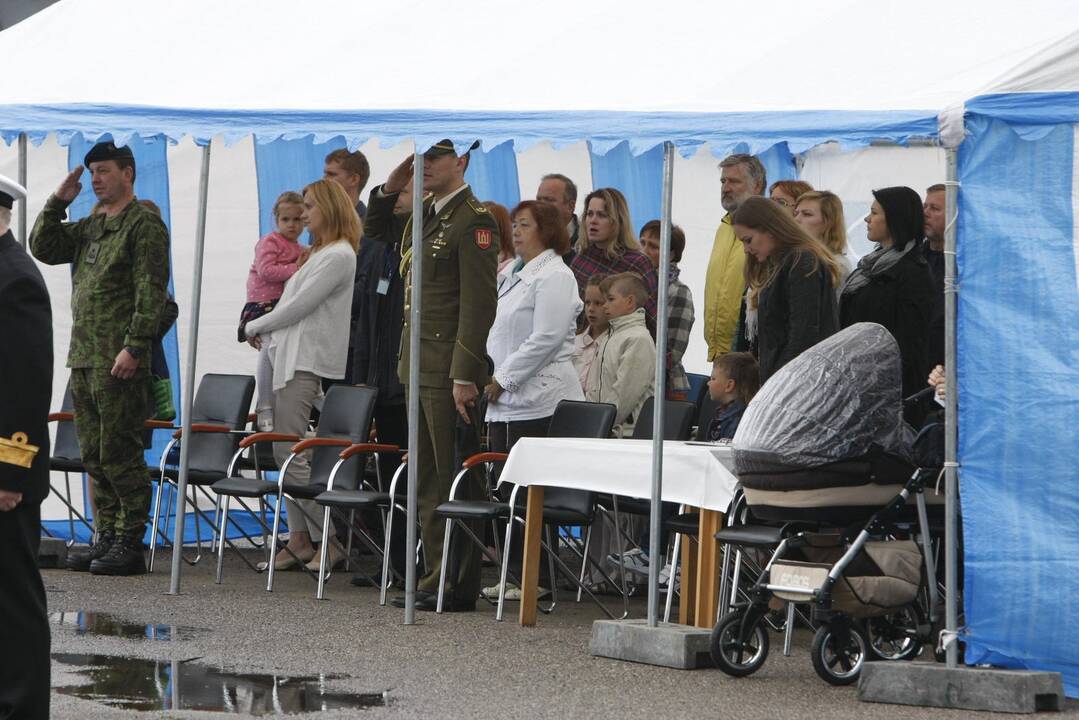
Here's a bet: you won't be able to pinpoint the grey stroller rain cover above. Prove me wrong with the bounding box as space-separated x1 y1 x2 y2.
732 322 916 475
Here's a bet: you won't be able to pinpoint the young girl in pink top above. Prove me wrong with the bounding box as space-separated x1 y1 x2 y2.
238 191 305 428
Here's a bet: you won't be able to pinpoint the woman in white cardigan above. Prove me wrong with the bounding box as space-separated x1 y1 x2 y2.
245 179 360 572
481 200 582 598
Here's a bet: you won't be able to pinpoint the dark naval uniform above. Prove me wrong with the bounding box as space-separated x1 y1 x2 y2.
0 225 53 719
366 174 498 606
30 178 170 559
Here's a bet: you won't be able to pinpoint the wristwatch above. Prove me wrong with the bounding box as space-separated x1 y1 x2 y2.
124 345 144 359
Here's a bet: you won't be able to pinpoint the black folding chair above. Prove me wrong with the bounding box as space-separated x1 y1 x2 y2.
46 384 93 544
433 399 618 620
210 384 377 591
148 374 255 572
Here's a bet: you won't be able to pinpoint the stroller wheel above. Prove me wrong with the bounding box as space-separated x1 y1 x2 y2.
811 621 867 686
711 610 769 677
865 605 922 661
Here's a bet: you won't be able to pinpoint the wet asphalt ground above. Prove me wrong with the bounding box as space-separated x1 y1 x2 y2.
44 548 1078 719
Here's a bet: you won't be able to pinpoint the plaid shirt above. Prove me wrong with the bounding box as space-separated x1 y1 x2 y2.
570 243 658 333
666 264 695 393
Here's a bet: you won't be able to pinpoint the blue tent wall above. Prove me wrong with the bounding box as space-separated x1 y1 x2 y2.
254 137 347 240
957 114 1079 694
465 140 521 209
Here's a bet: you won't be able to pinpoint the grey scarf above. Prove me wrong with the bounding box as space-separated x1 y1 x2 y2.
840 242 915 296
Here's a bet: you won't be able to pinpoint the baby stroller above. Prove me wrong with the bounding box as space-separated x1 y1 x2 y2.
711 323 943 685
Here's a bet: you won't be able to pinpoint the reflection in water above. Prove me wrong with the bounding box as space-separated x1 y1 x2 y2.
53 654 386 714
50 611 207 641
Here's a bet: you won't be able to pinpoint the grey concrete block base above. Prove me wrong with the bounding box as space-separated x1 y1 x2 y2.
858 662 1064 714
591 619 714 670
38 537 68 568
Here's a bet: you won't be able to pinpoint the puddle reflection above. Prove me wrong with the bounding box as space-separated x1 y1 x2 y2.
53 653 386 714
50 611 207 641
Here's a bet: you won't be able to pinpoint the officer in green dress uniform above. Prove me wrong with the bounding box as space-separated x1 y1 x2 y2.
30 141 170 576
366 140 499 611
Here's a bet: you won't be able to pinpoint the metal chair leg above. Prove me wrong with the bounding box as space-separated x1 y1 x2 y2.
435 518 453 614
544 526 557 612
214 496 230 584
576 525 593 603
64 472 76 546
611 499 630 619
148 479 168 572
496 509 515 622
316 506 333 600
266 489 285 592
380 505 394 606
345 510 355 572
664 531 682 623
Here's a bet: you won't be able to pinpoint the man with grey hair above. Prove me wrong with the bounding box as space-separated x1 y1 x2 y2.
536 173 579 265
704 153 766 360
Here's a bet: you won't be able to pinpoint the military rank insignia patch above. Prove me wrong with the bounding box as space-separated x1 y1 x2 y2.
475 229 492 249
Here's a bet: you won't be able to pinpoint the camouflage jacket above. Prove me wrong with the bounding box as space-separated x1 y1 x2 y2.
30 195 170 369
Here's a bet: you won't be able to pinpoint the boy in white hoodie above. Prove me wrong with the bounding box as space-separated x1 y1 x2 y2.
585 272 656 437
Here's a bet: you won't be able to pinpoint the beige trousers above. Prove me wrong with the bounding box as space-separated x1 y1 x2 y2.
272 371 333 543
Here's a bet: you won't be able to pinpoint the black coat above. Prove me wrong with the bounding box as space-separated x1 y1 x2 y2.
756 249 838 383
351 217 406 407
0 231 53 506
839 248 934 398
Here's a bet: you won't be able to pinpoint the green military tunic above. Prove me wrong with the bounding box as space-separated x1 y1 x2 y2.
31 195 170 537
364 183 498 599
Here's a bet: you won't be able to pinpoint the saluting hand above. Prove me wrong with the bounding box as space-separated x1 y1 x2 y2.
384 156 415 194
55 167 84 202
0 490 22 512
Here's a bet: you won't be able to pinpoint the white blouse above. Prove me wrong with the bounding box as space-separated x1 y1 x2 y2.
486 249 584 422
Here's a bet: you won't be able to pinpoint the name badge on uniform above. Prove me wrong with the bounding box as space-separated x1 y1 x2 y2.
377 277 391 295
85 241 101 264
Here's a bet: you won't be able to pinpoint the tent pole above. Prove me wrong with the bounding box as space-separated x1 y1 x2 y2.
404 146 424 625
943 147 959 667
647 141 674 627
17 133 27 248
167 139 212 595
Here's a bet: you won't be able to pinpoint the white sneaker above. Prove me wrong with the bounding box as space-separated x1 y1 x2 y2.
607 548 650 577
482 583 550 600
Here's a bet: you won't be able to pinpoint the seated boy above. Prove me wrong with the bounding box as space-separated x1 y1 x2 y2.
585 272 656 437
706 351 760 441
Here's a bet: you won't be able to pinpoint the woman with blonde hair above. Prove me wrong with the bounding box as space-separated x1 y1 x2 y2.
732 196 840 383
244 178 361 572
569 187 658 332
794 190 853 290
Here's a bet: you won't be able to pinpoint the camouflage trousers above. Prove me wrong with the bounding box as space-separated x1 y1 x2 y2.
70 367 151 536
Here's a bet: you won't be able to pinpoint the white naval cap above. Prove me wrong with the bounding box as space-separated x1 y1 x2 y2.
0 173 27 210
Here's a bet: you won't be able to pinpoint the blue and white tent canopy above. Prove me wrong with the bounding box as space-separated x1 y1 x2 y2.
3 0 1079 696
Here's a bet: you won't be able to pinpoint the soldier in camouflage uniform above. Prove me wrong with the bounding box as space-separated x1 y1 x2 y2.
368 141 499 612
30 141 170 576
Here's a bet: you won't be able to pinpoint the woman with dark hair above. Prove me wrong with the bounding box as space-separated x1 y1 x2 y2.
731 197 841 383
481 200 583 599
839 186 934 397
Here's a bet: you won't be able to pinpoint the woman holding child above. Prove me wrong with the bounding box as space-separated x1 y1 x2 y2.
244 179 360 572
732 196 841 384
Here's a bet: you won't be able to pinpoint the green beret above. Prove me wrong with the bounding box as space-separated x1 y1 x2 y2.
84 141 135 168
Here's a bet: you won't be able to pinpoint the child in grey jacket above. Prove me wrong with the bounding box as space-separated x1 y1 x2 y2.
584 272 656 437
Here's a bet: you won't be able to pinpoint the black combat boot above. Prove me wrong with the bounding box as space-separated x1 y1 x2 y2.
65 531 115 572
89 532 147 576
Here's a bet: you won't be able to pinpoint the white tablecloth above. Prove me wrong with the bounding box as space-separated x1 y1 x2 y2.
498 438 738 513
